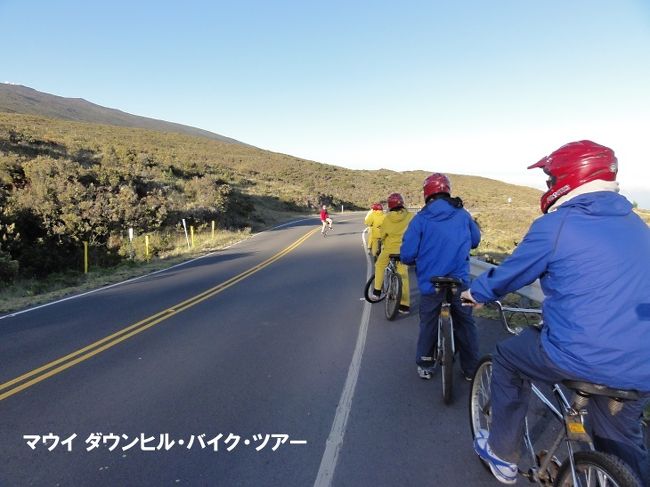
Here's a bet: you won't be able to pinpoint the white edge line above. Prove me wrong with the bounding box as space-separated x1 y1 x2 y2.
313 227 372 487
0 217 318 321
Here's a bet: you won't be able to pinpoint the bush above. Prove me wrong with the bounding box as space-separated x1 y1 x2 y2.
0 248 19 285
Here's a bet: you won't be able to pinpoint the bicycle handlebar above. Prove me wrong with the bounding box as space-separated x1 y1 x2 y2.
494 300 543 336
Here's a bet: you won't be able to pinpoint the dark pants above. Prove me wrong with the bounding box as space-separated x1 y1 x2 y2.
489 327 649 484
415 291 479 377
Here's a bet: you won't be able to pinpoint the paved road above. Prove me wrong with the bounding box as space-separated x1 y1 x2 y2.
0 213 508 486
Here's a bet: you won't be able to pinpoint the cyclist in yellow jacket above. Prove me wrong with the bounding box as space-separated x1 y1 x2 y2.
364 203 384 257
369 193 413 314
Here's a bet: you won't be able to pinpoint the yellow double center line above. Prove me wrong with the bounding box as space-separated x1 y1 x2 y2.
0 228 319 402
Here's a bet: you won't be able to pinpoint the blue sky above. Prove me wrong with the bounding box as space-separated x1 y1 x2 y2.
2 0 650 206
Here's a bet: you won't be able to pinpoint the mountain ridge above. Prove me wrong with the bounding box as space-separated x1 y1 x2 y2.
0 83 246 145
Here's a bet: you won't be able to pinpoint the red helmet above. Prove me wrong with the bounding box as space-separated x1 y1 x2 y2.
371 202 383 211
529 140 617 213
387 193 404 210
423 173 451 201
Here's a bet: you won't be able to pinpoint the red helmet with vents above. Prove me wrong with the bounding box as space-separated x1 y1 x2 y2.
387 193 404 210
423 173 451 201
529 140 617 213
371 202 383 211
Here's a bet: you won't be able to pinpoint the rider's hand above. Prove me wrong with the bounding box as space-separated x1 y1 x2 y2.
461 289 481 308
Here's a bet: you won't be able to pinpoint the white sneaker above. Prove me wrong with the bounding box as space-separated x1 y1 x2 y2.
474 429 518 485
417 365 435 380
367 291 381 302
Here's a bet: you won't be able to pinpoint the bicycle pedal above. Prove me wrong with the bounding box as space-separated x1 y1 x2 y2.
535 450 561 482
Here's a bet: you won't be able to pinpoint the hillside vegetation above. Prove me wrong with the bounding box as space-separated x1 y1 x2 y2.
0 111 543 287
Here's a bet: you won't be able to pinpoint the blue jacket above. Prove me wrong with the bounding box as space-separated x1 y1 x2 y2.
471 192 650 391
400 198 481 294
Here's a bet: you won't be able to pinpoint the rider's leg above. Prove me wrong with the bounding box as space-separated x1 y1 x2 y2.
449 294 479 377
415 293 443 367
589 393 650 484
488 327 571 463
373 251 389 293
370 238 380 257
327 217 332 229
321 220 326 233
397 262 410 307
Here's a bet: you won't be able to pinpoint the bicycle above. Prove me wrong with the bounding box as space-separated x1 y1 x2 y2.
468 301 641 486
321 220 333 237
363 253 402 320
430 276 463 405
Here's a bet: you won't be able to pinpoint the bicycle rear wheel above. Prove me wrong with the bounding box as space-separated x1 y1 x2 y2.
440 312 454 404
468 355 493 472
554 451 641 487
384 272 402 320
364 274 386 303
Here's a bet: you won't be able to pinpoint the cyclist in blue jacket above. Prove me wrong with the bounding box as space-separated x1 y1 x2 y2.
401 173 481 381
462 140 650 485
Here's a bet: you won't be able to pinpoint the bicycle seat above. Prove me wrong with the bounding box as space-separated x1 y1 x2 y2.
430 276 463 287
562 380 640 401
389 254 401 261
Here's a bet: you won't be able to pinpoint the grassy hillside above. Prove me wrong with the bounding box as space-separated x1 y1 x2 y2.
0 111 541 241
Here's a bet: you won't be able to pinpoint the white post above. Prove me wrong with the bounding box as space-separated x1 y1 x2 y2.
182 219 191 249
128 227 135 259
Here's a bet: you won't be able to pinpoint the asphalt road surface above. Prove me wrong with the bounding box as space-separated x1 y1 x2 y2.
1 213 513 486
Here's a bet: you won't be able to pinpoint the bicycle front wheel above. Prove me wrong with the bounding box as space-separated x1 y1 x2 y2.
554 451 641 487
384 272 402 321
468 355 493 472
440 312 454 404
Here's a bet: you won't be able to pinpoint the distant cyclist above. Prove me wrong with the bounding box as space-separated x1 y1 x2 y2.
462 140 650 485
369 193 413 314
364 203 384 257
320 205 333 235
401 173 481 380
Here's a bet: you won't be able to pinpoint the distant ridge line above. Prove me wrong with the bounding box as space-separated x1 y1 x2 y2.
0 83 247 146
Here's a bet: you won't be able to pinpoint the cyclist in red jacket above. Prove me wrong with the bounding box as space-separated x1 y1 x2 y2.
320 205 333 235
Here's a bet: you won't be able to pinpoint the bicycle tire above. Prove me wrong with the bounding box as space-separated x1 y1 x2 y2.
384 272 402 321
364 274 386 303
554 450 641 487
468 355 493 473
440 312 454 404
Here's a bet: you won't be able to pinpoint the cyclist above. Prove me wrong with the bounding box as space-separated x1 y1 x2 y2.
320 204 333 235
400 173 481 381
364 203 384 257
461 140 650 485
368 193 413 314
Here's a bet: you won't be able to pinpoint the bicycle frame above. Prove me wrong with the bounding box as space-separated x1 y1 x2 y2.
524 383 577 483
381 257 398 293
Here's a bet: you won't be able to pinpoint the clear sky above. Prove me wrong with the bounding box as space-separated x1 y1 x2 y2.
2 0 650 206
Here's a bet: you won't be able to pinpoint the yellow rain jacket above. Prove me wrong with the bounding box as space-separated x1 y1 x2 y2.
374 208 413 307
364 209 385 255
